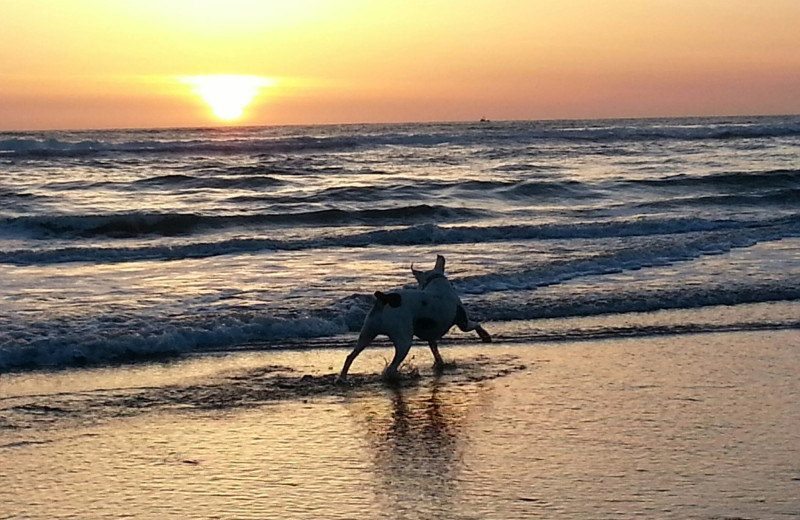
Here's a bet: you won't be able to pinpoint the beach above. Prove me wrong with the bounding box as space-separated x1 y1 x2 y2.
2 327 798 519
2 117 799 518
4 1 800 516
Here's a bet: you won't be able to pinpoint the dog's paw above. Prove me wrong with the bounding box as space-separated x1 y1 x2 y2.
433 360 457 374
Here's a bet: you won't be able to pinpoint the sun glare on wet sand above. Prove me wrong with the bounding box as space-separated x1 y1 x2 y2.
180 75 276 121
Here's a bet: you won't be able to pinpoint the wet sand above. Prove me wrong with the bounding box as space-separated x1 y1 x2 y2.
2 329 799 519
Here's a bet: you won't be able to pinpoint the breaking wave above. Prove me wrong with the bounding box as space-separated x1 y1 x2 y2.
2 281 798 372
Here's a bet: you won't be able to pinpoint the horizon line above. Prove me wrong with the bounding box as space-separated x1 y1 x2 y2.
2 112 798 134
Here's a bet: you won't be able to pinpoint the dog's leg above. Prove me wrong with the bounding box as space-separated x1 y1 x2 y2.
337 329 377 383
428 339 445 371
383 335 412 382
474 324 492 343
454 304 493 343
460 320 492 343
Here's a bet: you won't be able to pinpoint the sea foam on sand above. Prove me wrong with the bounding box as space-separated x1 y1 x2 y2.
1 329 798 519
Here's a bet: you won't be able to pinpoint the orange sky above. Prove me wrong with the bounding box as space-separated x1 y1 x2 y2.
2 0 799 130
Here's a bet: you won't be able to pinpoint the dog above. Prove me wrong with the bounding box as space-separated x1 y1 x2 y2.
336 255 491 383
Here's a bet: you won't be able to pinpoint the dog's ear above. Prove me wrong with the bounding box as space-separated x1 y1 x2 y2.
434 255 446 273
411 264 425 284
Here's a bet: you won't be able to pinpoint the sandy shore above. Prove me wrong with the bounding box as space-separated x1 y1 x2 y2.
2 329 799 519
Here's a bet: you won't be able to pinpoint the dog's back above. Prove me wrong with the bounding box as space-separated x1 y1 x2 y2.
365 288 457 342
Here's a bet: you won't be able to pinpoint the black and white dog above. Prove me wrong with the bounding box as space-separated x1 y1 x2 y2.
336 255 491 383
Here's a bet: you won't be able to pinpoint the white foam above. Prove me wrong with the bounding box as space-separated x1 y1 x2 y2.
0 314 349 371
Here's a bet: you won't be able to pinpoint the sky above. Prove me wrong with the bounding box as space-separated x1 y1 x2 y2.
2 0 799 130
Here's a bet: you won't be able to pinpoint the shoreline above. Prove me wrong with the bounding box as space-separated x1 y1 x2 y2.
3 297 799 376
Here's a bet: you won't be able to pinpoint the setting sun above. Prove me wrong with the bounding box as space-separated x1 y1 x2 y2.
180 75 276 121
1 0 799 129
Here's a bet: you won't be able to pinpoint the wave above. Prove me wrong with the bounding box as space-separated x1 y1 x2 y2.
254 179 597 206
2 283 798 372
552 119 800 141
3 117 799 158
133 173 286 189
449 232 798 297
267 183 451 204
0 134 362 158
464 278 800 322
0 313 351 372
2 205 483 240
626 168 800 189
638 189 800 210
4 213 208 238
3 214 798 266
0 188 40 200
491 163 561 173
4 316 798 373
489 320 800 346
349 215 799 252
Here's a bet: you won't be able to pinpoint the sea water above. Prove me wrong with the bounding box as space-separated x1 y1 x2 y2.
1 116 799 370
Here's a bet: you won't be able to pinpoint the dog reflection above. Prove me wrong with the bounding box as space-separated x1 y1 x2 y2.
357 381 476 512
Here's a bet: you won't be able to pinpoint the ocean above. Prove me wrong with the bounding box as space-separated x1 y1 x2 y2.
1 116 799 371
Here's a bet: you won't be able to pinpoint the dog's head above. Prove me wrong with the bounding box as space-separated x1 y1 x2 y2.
411 255 446 288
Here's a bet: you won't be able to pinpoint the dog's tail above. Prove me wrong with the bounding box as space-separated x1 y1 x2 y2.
374 291 402 308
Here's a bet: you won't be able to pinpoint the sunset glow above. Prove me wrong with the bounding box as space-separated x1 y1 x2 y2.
181 75 276 121
1 0 799 130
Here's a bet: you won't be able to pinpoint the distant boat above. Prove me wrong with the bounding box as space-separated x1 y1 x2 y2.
479 117 491 123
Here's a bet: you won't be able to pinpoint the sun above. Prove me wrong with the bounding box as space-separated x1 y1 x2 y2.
180 75 276 121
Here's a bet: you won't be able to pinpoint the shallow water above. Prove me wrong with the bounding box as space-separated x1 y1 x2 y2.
2 330 798 519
